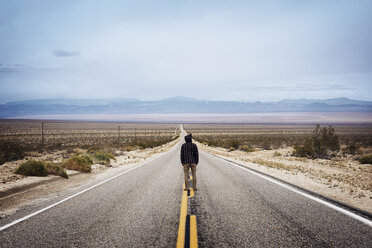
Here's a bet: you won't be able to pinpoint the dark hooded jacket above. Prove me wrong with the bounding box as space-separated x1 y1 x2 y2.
180 134 199 165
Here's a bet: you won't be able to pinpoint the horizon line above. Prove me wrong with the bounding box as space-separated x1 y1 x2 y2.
2 96 372 104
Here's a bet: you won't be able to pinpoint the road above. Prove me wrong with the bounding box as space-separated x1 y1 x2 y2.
0 137 371 247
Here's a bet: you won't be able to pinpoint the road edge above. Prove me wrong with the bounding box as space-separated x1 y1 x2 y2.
0 139 182 232
0 137 180 200
208 152 372 222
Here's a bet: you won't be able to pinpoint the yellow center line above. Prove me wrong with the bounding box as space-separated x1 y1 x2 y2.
190 215 198 248
189 188 194 198
177 166 198 247
176 183 188 248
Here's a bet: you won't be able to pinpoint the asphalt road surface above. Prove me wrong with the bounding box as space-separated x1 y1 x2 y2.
0 139 371 247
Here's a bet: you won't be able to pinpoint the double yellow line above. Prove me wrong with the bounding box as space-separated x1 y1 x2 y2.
176 173 198 247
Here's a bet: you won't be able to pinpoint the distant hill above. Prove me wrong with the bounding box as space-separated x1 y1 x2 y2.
0 97 371 118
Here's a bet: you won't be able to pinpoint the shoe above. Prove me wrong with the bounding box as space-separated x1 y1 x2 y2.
184 188 189 191
193 187 198 191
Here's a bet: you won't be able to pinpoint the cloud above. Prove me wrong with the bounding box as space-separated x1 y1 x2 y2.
53 49 80 57
0 64 27 73
1 1 371 102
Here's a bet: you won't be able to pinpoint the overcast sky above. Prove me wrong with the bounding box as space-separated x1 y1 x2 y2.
1 0 371 103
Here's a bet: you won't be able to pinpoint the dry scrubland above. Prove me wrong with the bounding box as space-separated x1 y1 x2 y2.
0 120 179 184
185 124 372 213
0 120 178 149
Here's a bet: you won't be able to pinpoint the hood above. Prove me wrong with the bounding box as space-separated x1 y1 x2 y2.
184 134 192 142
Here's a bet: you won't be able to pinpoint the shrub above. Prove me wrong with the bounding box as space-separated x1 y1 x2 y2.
130 137 173 149
359 155 372 164
44 162 68 178
122 146 136 151
81 154 94 164
0 156 6 165
343 142 359 155
228 147 235 151
262 140 272 150
293 139 314 158
15 160 48 177
293 125 340 159
239 145 255 152
63 155 93 172
93 151 115 166
0 142 26 164
273 151 282 157
87 146 100 153
229 139 240 150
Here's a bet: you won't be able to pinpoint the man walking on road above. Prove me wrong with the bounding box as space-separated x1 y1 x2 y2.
180 134 199 191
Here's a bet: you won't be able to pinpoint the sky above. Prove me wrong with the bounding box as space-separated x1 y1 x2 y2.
0 0 372 103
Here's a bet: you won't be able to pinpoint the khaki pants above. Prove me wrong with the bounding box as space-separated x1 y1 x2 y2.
183 163 197 189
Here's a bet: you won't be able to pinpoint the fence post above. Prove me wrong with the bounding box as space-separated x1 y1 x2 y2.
41 122 45 145
118 126 120 144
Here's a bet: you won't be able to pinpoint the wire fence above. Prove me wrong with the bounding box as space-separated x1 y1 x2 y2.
0 121 180 148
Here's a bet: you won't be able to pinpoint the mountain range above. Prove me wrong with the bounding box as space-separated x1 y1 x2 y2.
1 97 371 118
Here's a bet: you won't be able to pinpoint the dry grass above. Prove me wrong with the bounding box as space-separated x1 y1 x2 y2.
63 155 93 173
185 124 372 151
189 123 372 204
251 158 296 171
359 154 372 164
0 121 180 164
15 160 48 177
44 162 68 178
14 160 68 178
92 151 116 166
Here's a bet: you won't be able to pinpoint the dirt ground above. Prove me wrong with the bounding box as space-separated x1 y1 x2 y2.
195 141 372 214
0 137 180 219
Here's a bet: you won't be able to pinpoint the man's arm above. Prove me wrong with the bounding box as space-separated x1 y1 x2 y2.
180 144 185 164
194 144 199 165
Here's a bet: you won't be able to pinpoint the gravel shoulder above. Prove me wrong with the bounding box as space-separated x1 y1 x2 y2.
194 141 372 214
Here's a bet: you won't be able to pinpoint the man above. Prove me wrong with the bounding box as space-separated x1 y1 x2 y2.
180 134 199 191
